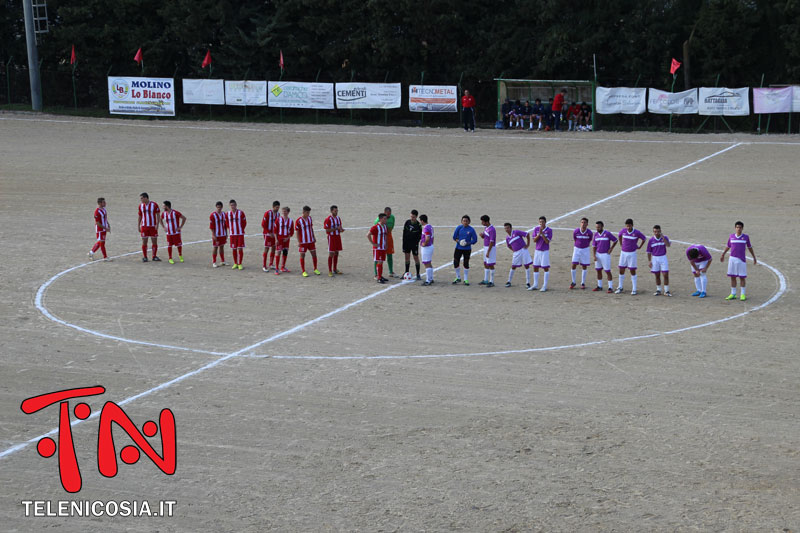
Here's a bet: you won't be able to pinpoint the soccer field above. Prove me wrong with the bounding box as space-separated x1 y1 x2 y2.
1 114 798 531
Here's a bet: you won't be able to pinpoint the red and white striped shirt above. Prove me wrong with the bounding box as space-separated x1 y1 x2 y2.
324 215 342 236
94 207 108 232
370 223 387 250
226 209 247 236
209 211 228 237
161 209 183 235
276 216 294 238
138 201 160 228
295 216 316 244
262 209 279 234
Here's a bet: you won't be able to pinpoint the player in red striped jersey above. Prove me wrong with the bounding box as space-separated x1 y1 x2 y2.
324 205 345 276
274 206 294 274
160 201 187 264
88 197 111 261
295 206 321 277
261 200 280 272
209 201 228 268
368 213 389 283
227 199 247 270
138 192 161 262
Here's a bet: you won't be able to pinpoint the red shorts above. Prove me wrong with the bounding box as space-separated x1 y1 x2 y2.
327 234 343 252
263 234 275 247
95 231 107 242
298 242 316 254
140 226 158 238
212 236 227 247
230 235 245 249
373 249 386 262
167 234 182 247
276 237 291 251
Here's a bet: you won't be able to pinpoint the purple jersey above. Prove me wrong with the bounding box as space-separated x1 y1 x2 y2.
506 229 528 252
483 225 496 247
727 233 751 262
592 230 618 254
421 224 434 246
646 235 670 257
619 228 647 252
573 228 593 249
532 226 553 251
686 244 712 263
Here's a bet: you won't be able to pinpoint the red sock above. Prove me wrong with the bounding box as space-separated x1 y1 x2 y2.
377 263 383 279
269 249 275 267
263 252 267 268
213 252 217 263
300 256 306 272
91 242 101 253
328 256 333 272
312 254 318 269
168 246 173 259
220 250 225 262
281 254 287 268
152 244 158 257
177 246 182 257
142 244 148 258
333 254 339 271
234 249 240 264
99 242 107 258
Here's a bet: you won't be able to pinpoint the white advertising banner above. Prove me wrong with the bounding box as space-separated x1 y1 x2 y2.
595 86 646 114
225 80 268 106
647 88 699 114
698 87 750 116
108 77 176 116
335 83 401 109
793 86 800 112
267 81 334 109
182 79 225 105
408 85 458 112
753 87 793 114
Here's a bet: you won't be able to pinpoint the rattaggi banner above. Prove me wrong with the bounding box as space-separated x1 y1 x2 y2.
595 87 646 114
698 87 750 116
408 85 458 112
335 83 401 109
182 79 225 105
108 77 175 116
268 81 334 109
753 87 793 114
647 88 699 114
224 80 268 106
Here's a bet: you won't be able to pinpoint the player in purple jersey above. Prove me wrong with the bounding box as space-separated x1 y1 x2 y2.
591 221 618 293
686 244 712 298
419 214 435 285
479 215 497 287
646 224 671 296
570 217 592 289
615 218 647 295
503 223 532 288
528 216 553 292
720 221 757 301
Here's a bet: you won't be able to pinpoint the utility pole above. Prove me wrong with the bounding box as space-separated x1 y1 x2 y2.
22 0 43 110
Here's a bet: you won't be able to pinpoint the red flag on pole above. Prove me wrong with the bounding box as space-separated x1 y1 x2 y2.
70 45 76 65
670 58 681 75
201 50 212 69
279 50 284 71
133 47 143 65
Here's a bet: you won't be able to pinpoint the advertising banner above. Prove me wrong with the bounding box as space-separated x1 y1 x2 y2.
267 81 334 109
794 86 800 112
698 87 750 116
335 83 401 109
108 77 175 116
408 85 458 112
595 87 646 114
225 80 268 106
753 87 793 114
182 79 225 105
647 88 699 114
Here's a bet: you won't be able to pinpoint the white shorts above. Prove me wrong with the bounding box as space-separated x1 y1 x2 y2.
691 260 709 274
595 252 611 272
483 246 497 266
533 250 550 268
650 255 669 273
618 251 638 270
572 246 591 266
420 245 434 264
511 248 532 268
727 256 747 278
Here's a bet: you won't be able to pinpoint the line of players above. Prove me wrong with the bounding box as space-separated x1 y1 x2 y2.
89 196 757 300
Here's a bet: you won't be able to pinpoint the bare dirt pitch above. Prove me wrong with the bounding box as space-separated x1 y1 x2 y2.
1 113 798 532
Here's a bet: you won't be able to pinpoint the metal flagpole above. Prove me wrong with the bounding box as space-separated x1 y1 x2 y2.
22 0 42 110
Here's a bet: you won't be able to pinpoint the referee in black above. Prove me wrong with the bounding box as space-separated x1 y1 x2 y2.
402 209 423 280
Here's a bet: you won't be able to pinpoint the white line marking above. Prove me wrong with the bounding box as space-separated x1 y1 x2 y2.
6 141 786 460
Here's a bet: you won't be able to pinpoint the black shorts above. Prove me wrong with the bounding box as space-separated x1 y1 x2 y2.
453 248 470 268
402 242 419 255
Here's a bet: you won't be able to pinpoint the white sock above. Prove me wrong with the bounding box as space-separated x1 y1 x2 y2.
508 269 514 282
484 268 489 282
464 269 469 282
525 269 531 284
731 287 737 295
695 277 702 291
571 269 576 283
631 274 637 291
740 286 746 296
608 280 614 290
455 267 461 279
581 269 587 284
533 271 540 287
619 273 625 288
597 277 603 288
664 285 669 292
426 267 433 282
543 271 549 288
490 270 495 282
700 273 708 292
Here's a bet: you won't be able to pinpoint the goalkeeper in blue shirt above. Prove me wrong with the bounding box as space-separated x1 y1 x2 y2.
452 215 478 285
